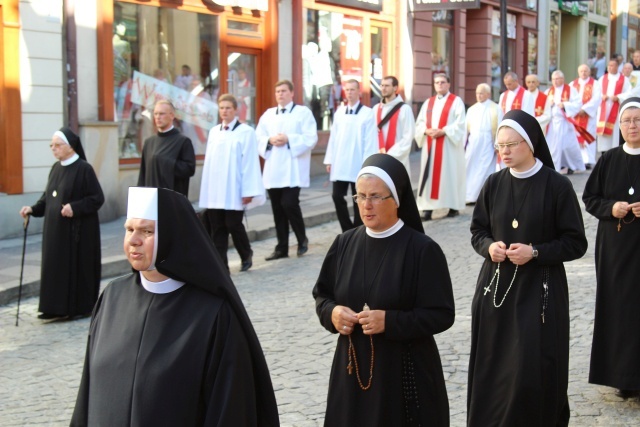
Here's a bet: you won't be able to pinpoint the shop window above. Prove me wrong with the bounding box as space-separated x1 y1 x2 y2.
432 10 453 87
549 11 560 81
302 10 365 131
588 22 607 78
113 2 220 159
629 29 638 63
591 0 611 16
526 30 538 76
491 11 516 102
370 24 390 105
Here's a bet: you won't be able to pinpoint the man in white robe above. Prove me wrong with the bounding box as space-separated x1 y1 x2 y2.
324 79 378 232
199 94 264 272
465 83 502 204
544 70 585 173
572 64 602 169
372 76 415 174
414 73 466 220
499 71 535 116
597 59 632 151
525 74 551 133
256 80 318 260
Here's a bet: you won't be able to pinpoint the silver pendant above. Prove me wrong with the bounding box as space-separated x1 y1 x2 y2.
630 187 635 196
512 219 519 229
52 190 57 198
363 303 370 311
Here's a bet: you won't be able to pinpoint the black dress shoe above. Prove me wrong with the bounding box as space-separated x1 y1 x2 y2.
567 168 574 175
423 210 433 221
265 250 288 261
615 389 640 399
297 238 309 257
585 163 593 170
240 255 253 272
38 313 65 320
446 209 460 218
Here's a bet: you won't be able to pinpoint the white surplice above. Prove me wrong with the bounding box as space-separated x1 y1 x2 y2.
372 95 415 175
572 77 602 165
414 93 466 210
324 102 378 183
544 85 585 171
256 102 318 189
199 119 265 211
498 86 536 116
596 73 631 151
465 99 502 203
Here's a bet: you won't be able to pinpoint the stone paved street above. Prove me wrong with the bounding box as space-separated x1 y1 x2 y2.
1 171 640 426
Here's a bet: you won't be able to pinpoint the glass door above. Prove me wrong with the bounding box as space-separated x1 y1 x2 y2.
227 50 259 127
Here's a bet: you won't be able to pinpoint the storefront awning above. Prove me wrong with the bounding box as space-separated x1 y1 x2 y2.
213 0 268 12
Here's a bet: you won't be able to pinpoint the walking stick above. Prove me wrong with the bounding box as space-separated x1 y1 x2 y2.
15 214 30 327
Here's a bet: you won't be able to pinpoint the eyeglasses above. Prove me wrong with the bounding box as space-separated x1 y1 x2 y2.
620 118 640 128
494 140 524 150
352 194 394 205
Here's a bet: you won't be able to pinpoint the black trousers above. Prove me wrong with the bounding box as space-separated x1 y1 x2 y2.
332 181 362 232
268 187 306 253
204 209 252 267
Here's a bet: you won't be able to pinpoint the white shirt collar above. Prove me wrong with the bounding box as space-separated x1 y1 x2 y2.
222 118 238 129
278 101 294 111
510 86 522 93
347 101 360 110
159 125 175 134
578 77 590 84
366 219 404 238
509 158 543 179
61 153 80 166
140 273 186 294
623 143 640 155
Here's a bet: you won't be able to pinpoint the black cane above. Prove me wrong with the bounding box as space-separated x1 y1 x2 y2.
15 215 30 327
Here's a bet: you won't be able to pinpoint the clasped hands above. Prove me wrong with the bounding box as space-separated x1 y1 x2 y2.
489 241 533 265
269 133 289 147
332 305 385 336
425 128 446 138
612 201 640 219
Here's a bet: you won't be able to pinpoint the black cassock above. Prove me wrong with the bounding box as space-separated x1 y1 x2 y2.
30 159 104 316
313 225 455 427
71 274 269 426
583 146 640 390
468 167 587 426
138 128 196 196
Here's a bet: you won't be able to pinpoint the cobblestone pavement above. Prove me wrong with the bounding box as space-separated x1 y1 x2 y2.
1 171 640 426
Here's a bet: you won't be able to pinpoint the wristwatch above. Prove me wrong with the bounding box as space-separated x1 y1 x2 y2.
532 246 539 259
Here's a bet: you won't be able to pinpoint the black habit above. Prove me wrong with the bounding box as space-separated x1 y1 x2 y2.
313 225 455 426
468 166 587 426
71 188 279 426
137 128 196 196
30 158 104 317
584 146 640 390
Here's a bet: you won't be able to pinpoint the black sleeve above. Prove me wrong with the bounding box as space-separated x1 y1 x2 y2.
583 154 616 220
312 236 341 333
174 138 196 178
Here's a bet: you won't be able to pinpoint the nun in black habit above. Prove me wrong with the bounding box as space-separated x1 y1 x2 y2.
584 97 640 399
71 187 279 426
313 154 455 426
19 127 104 320
467 110 587 426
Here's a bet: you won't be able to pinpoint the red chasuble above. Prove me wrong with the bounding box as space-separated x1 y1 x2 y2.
534 91 547 117
550 84 595 144
572 77 595 143
597 75 625 136
500 86 525 113
424 93 456 200
377 105 401 153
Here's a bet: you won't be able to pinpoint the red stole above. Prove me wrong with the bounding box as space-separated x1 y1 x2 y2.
534 91 547 117
547 84 571 103
597 75 625 136
500 86 525 113
572 78 595 142
376 104 401 153
425 93 456 200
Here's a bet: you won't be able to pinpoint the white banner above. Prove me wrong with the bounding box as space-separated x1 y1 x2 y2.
130 71 218 131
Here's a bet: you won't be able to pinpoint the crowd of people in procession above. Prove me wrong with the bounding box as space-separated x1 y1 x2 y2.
16 51 640 425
